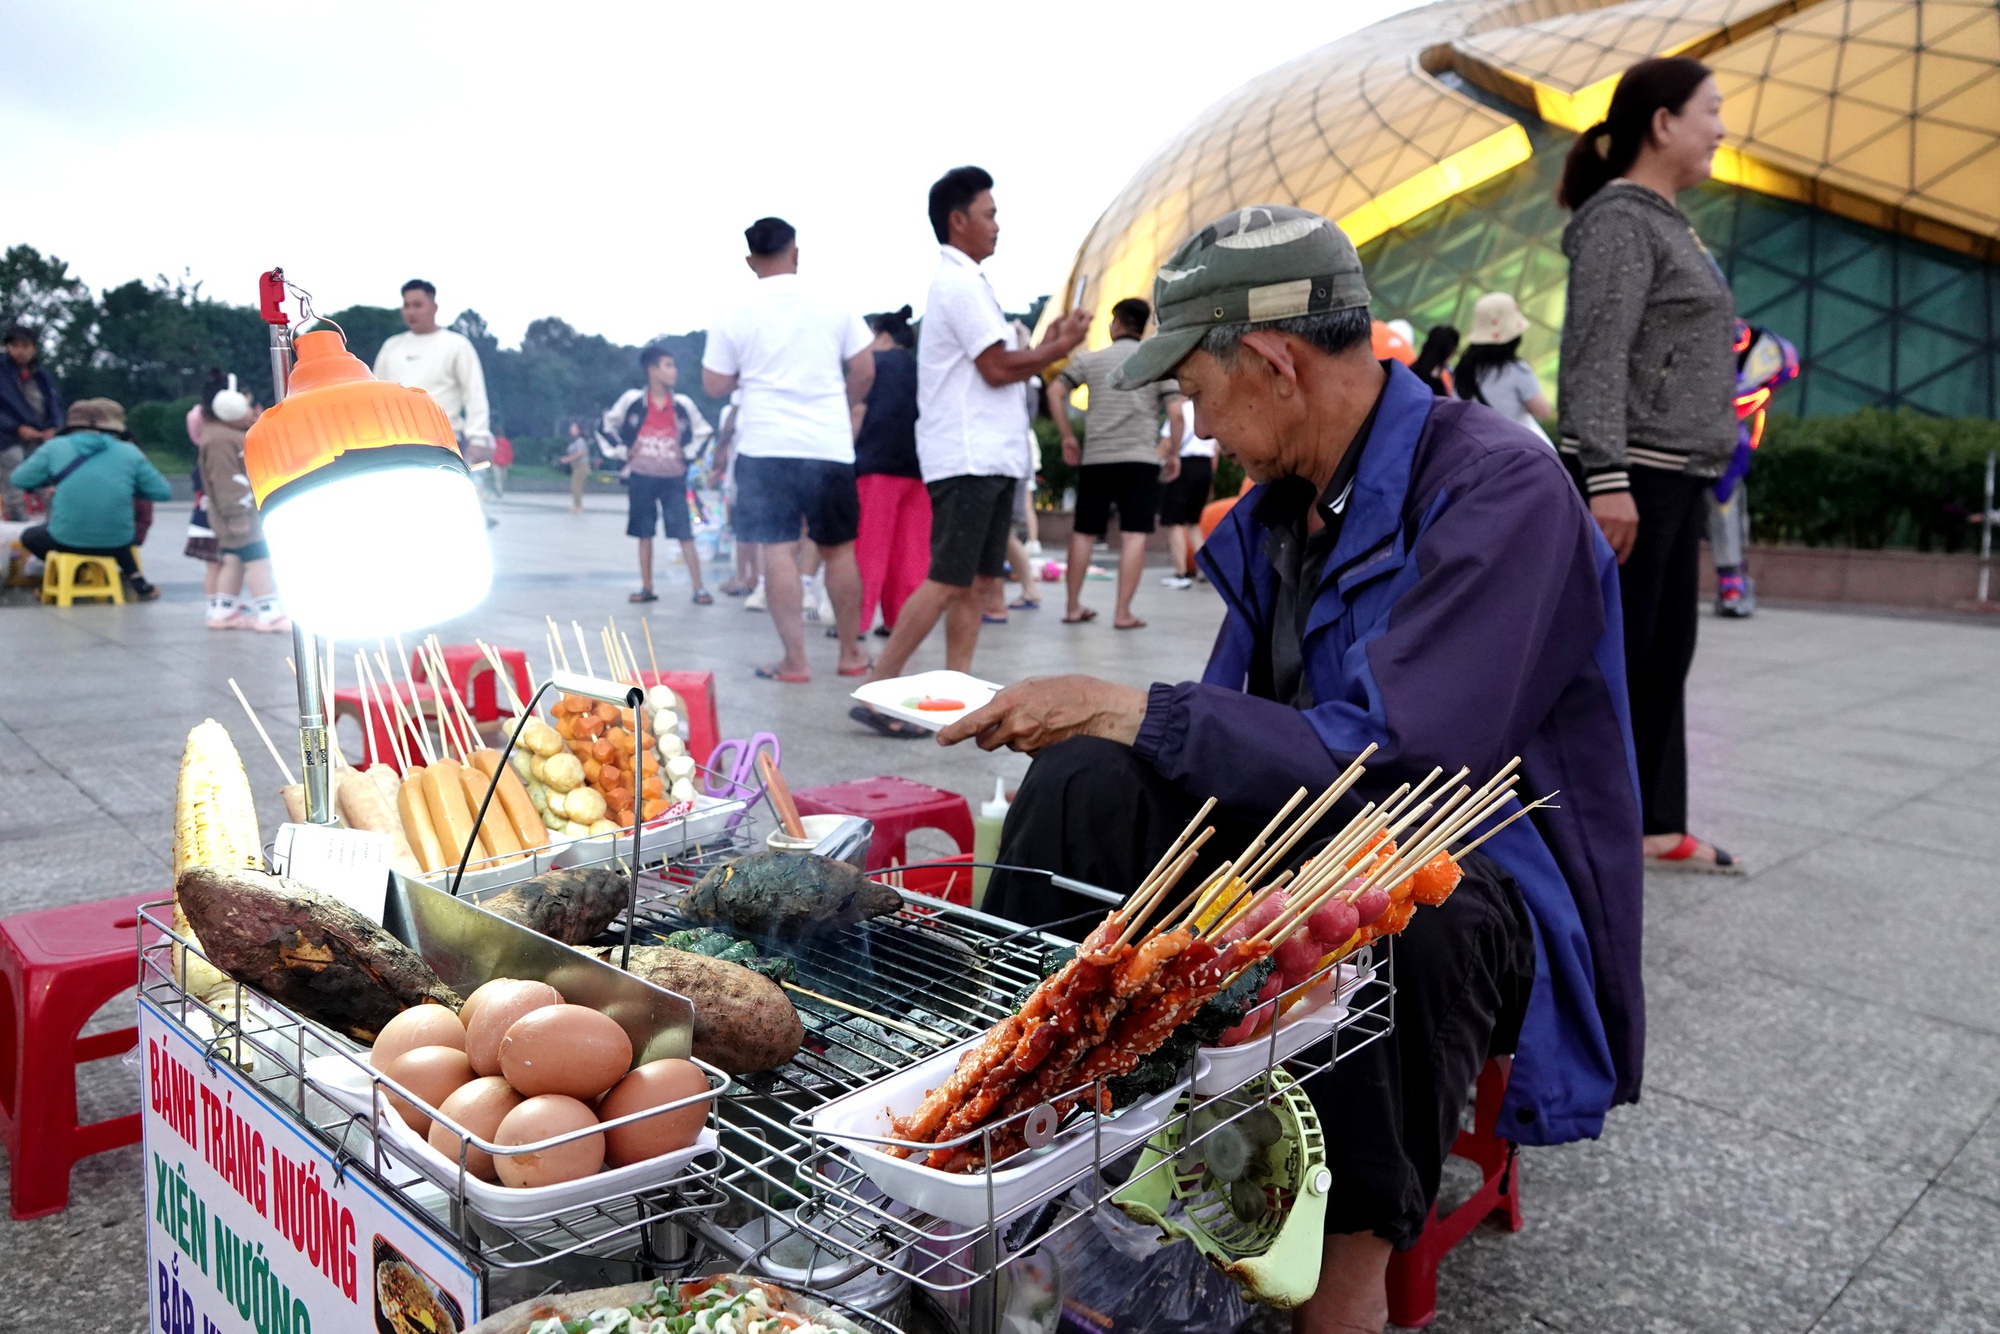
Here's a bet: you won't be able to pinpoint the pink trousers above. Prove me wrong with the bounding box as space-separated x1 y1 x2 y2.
855 472 932 632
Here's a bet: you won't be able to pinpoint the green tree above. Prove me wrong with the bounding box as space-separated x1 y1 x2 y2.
68 273 268 406
323 303 406 368
0 244 94 370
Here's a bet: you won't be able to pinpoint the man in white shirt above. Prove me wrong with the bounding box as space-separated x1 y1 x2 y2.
702 218 875 683
1157 395 1218 589
857 168 1089 723
373 279 495 524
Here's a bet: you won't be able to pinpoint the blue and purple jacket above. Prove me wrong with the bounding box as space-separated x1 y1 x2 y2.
1131 360 1644 1144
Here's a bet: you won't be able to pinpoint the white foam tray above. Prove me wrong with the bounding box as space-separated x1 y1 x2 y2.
849 671 1001 733
809 1038 1184 1227
549 793 746 868
1191 961 1372 1095
305 1054 717 1222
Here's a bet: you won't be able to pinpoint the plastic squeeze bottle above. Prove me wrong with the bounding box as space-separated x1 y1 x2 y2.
971 777 1009 910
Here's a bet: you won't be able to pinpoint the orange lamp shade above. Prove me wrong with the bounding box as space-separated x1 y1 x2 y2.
244 328 460 506
1370 320 1416 367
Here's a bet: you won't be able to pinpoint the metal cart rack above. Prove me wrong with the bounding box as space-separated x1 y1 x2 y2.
138 806 1393 1333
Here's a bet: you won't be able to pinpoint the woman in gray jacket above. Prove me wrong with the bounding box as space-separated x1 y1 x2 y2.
1557 56 1740 873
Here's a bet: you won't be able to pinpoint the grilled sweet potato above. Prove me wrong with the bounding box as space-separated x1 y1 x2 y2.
479 866 630 945
614 945 802 1074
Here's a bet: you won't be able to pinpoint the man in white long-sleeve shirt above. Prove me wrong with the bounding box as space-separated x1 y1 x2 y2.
373 279 495 523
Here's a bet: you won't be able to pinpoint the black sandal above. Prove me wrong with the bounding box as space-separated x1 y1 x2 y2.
693 589 714 605
848 705 927 739
629 588 659 603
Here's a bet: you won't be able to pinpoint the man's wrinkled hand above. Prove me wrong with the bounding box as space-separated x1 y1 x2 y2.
936 675 1148 754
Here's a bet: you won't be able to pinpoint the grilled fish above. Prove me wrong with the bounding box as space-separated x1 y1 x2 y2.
680 851 901 942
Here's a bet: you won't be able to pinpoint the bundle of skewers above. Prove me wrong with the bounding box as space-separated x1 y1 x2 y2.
887 745 1552 1173
229 635 556 877
528 615 701 832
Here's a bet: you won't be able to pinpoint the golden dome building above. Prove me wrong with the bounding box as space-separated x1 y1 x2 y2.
1046 0 1998 416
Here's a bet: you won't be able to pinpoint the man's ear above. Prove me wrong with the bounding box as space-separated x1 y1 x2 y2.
1237 329 1300 394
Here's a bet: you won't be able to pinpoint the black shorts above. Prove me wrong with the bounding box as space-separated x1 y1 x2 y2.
733 455 859 547
926 474 1018 587
987 736 1535 1249
1157 455 1214 526
220 539 271 562
1073 461 1161 536
626 472 693 541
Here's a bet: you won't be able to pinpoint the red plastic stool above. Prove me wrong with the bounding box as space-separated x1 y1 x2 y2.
636 671 721 784
413 643 531 723
331 677 439 772
889 852 974 908
0 891 153 1219
792 777 975 874
1385 1056 1523 1328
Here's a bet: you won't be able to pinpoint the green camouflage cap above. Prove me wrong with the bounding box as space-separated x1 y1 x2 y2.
1113 205 1370 389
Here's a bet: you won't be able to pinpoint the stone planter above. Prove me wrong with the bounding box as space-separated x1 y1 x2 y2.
1700 542 1993 612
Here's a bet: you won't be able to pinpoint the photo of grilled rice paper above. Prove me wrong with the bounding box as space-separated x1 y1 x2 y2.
373 1236 463 1334
465 1274 867 1334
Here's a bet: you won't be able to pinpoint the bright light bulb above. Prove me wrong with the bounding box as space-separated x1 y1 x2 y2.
263 464 491 638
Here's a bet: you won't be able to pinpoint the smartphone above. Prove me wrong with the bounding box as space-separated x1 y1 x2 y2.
1071 273 1089 311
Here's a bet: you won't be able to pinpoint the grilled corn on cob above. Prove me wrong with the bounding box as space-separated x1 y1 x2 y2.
173 720 265 1062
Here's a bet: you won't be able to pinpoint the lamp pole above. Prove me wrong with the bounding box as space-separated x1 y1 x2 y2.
259 268 339 826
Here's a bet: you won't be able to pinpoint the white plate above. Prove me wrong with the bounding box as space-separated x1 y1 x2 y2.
305 1054 718 1222
1191 962 1372 1095
849 671 1002 733
809 1038 1185 1227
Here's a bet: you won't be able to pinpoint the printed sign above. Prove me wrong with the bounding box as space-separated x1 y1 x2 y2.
141 998 479 1334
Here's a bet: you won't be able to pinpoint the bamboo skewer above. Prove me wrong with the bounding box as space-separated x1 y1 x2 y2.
1233 745 1379 895
227 678 297 786
1114 838 1209 948
641 617 661 680
1123 797 1218 914
780 982 953 1045
621 631 643 688
359 654 410 771
571 621 593 677
1449 797 1556 861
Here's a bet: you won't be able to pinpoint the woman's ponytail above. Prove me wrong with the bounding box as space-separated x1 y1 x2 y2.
1557 56 1713 210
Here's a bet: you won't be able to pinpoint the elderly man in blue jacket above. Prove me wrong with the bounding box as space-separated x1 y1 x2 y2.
945 207 1643 1331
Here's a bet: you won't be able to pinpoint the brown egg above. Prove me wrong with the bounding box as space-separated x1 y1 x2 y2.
427 1076 523 1182
461 979 564 1076
381 1045 474 1134
369 1004 466 1070
499 1005 632 1100
493 1095 603 1188
598 1059 711 1166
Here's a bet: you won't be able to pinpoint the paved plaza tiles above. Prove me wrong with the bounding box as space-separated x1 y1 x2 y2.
2 490 1995 1331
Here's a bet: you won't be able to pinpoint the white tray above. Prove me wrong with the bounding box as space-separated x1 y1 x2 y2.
849 671 1001 733
550 793 745 868
808 1038 1185 1227
1192 961 1372 1095
305 1054 718 1222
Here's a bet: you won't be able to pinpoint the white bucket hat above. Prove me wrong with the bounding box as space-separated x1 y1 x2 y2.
1466 292 1530 345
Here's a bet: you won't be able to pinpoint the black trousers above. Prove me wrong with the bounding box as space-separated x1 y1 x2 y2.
988 737 1535 1246
1605 468 1706 835
20 525 140 578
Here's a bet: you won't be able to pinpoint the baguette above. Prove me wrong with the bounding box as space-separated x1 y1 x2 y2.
457 763 526 864
397 771 446 873
336 768 421 877
422 759 482 871
365 762 402 808
470 749 547 852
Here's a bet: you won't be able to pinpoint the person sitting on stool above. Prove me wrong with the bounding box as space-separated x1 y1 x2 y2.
10 398 170 600
941 207 1644 1334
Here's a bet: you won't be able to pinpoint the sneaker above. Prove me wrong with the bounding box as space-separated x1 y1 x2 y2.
207 607 251 630
814 585 836 625
253 609 292 633
1160 574 1194 590
1022 539 1043 558
1715 572 1753 618
744 579 767 611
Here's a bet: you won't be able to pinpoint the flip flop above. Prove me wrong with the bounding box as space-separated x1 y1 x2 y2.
1645 834 1744 875
1062 608 1098 624
837 659 874 677
849 705 927 739
692 589 714 605
1009 598 1041 610
629 589 659 603
754 664 811 684
1114 619 1148 630
982 613 1009 624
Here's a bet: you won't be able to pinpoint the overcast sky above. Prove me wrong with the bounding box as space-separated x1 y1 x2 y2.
5 0 1423 347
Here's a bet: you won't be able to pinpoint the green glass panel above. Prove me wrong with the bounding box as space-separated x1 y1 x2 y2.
1817 244 1898 305
1800 369 1883 416
1809 290 1890 363
1895 323 1981 386
1902 357 1991 418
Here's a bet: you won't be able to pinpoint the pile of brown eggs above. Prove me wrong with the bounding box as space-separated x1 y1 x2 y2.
369 979 711 1187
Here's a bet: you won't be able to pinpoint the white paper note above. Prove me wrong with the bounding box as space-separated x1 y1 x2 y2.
270 822 394 922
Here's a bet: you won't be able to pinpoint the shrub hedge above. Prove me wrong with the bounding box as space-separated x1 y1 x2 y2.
1750 410 1999 552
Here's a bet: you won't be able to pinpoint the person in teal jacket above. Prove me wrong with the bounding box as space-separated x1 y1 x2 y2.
12 397 171 599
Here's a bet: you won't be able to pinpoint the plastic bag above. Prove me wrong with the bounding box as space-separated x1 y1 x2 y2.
1037 1187 1253 1334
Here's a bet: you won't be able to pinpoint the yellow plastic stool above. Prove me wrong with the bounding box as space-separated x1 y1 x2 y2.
40 552 125 606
